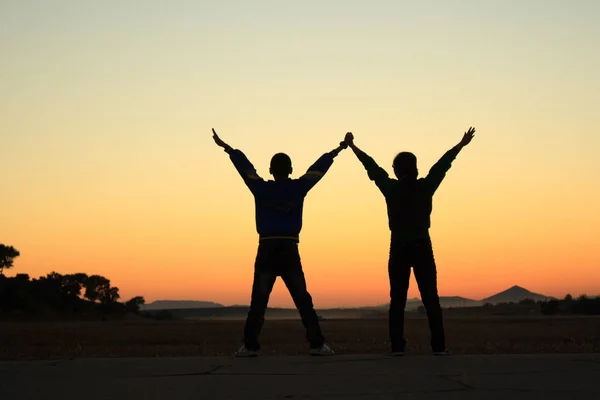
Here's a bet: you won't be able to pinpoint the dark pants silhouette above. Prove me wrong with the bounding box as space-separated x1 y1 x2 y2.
243 240 325 350
388 237 446 352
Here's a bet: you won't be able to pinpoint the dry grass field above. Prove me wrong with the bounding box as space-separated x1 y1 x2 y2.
1 316 599 360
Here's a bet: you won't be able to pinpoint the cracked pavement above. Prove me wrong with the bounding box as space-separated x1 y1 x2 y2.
1 354 599 399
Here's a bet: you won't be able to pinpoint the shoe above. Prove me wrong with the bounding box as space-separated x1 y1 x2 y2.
234 345 259 357
309 343 335 356
433 349 452 356
390 350 405 357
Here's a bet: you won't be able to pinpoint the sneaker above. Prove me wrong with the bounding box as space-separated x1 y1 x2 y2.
235 345 259 357
390 351 405 357
309 343 335 356
433 349 452 356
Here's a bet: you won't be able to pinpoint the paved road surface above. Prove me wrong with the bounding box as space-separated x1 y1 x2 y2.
1 354 599 399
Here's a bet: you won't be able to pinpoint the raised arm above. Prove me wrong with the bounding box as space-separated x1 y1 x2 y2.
212 128 264 192
344 132 394 195
425 126 476 194
297 140 348 193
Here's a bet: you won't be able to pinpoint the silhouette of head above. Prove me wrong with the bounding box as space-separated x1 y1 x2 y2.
269 153 293 180
393 152 418 180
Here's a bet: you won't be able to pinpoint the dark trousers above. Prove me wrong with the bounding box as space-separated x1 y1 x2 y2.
243 239 325 350
388 237 446 352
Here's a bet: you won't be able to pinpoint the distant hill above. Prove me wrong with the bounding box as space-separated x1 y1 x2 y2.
364 296 480 311
159 306 377 320
481 285 551 304
362 287 553 309
142 286 552 313
142 300 224 310
439 296 482 308
357 298 420 310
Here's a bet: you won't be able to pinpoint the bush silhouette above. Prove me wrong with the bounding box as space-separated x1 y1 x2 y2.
0 244 146 320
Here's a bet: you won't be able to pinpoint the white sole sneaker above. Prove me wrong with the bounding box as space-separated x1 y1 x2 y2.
234 345 259 357
309 344 335 356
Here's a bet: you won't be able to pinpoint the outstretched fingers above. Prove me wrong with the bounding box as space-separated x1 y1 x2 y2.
212 128 229 148
459 127 476 147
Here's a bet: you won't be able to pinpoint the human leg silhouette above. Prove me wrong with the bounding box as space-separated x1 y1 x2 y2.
238 242 280 356
412 239 447 353
278 241 331 355
388 240 412 354
281 269 325 349
241 271 277 353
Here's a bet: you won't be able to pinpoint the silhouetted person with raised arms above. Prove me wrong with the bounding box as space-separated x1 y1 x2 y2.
212 128 348 357
344 127 476 356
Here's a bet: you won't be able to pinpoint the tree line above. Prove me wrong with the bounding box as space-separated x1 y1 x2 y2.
0 244 145 320
417 295 600 316
539 294 600 315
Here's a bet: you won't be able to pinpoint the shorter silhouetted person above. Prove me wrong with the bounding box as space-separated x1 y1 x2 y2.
212 128 348 357
344 127 476 356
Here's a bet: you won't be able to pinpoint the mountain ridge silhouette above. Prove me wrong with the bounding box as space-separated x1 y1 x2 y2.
480 285 552 304
142 300 223 310
143 285 554 311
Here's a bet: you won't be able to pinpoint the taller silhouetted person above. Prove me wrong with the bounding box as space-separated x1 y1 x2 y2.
344 127 476 356
212 128 348 357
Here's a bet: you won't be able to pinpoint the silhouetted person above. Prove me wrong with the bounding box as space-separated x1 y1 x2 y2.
212 128 348 357
344 127 476 356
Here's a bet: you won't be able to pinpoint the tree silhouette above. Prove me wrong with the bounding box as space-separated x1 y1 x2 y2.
100 286 120 305
540 299 559 315
0 270 146 319
124 296 145 313
84 275 111 303
61 273 88 300
0 244 20 275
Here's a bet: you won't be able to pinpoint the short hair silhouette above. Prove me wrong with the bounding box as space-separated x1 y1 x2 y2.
393 152 418 179
270 153 293 177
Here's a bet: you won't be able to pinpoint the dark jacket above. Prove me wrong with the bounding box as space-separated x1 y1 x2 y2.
354 146 461 240
227 149 336 242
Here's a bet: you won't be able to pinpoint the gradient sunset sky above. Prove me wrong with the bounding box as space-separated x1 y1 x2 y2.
2 1 599 307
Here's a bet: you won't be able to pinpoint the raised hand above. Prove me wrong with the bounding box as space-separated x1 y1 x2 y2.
212 128 231 150
338 132 353 149
344 132 354 144
459 127 476 147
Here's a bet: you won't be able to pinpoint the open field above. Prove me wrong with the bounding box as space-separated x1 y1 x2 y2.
1 316 599 360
